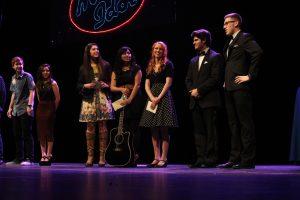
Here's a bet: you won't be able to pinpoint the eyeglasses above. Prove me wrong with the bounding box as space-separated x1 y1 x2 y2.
223 21 236 26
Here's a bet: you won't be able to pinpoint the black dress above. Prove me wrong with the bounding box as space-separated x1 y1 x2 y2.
113 65 143 154
139 61 178 128
36 80 56 142
113 65 143 120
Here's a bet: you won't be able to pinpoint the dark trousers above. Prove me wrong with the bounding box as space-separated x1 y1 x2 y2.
0 115 3 160
12 113 34 161
192 105 218 164
225 89 256 165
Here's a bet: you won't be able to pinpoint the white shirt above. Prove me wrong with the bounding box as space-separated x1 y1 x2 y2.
227 31 240 57
198 47 209 71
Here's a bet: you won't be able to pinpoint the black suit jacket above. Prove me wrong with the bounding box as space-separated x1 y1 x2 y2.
224 31 263 91
185 49 224 109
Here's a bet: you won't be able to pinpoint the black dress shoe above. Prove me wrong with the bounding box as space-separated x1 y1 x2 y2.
217 162 235 168
147 159 159 168
232 163 255 169
188 160 203 168
155 160 168 168
0 160 5 165
201 163 216 168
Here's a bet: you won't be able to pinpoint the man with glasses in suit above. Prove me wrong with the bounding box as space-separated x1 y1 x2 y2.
218 13 263 169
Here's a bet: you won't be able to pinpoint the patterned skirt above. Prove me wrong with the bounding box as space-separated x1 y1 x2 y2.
79 90 114 122
139 83 178 128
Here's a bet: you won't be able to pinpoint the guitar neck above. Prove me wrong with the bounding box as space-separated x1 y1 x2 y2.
117 108 125 134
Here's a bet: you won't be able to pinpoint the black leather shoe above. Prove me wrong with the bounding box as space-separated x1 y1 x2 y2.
232 163 255 169
188 160 203 168
147 159 159 168
155 160 168 168
0 160 5 165
217 162 235 168
98 163 106 167
201 163 216 168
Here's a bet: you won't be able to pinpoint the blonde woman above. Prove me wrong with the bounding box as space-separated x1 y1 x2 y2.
139 41 178 168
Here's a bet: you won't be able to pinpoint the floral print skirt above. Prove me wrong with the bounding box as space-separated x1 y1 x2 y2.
79 90 114 122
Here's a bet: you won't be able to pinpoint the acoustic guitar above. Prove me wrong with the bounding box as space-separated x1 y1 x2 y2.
105 95 135 167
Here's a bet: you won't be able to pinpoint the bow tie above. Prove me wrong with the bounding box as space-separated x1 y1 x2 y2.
199 51 206 56
228 35 233 40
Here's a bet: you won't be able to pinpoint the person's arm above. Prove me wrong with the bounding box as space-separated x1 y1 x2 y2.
27 89 35 116
154 62 174 103
52 81 61 110
145 79 155 102
36 87 40 102
157 77 172 102
123 70 142 105
149 77 172 109
7 92 15 118
26 74 35 116
77 67 95 93
235 34 263 84
110 72 126 93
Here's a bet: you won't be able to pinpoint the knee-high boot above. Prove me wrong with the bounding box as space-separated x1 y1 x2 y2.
85 130 95 167
99 129 107 167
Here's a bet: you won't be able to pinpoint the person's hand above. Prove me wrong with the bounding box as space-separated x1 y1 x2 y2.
7 108 12 118
120 98 131 106
121 87 131 97
190 88 199 97
152 97 160 104
84 82 96 89
27 106 34 116
150 101 157 110
100 81 109 88
235 75 250 84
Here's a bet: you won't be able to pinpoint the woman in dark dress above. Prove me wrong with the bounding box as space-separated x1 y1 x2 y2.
78 43 114 167
139 41 178 168
110 46 143 165
36 64 60 166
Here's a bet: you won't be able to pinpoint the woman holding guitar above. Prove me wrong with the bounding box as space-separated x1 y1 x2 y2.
110 46 143 166
78 43 114 167
139 41 178 168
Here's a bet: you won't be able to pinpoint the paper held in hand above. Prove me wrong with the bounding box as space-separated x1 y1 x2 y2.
146 101 158 113
112 98 125 111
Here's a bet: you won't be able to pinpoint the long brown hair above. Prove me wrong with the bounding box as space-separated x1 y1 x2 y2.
82 43 103 79
36 63 52 91
146 41 169 75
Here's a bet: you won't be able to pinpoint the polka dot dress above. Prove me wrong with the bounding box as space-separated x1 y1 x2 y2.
139 83 178 127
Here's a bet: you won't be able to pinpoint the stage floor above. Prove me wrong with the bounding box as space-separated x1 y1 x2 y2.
1 164 300 200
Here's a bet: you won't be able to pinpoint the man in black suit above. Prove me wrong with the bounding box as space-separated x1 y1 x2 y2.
218 13 263 169
186 29 223 168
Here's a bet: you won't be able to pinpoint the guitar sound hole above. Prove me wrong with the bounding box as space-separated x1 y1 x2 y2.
114 135 124 145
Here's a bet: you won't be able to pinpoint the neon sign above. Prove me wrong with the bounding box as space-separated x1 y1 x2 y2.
69 0 145 34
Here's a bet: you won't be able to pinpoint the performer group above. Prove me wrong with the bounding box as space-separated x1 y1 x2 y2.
0 13 262 169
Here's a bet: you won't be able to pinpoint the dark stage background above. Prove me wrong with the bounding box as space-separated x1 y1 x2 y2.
0 0 298 164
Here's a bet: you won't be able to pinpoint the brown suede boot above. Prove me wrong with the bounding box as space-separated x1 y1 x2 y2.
98 130 107 167
85 130 95 167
